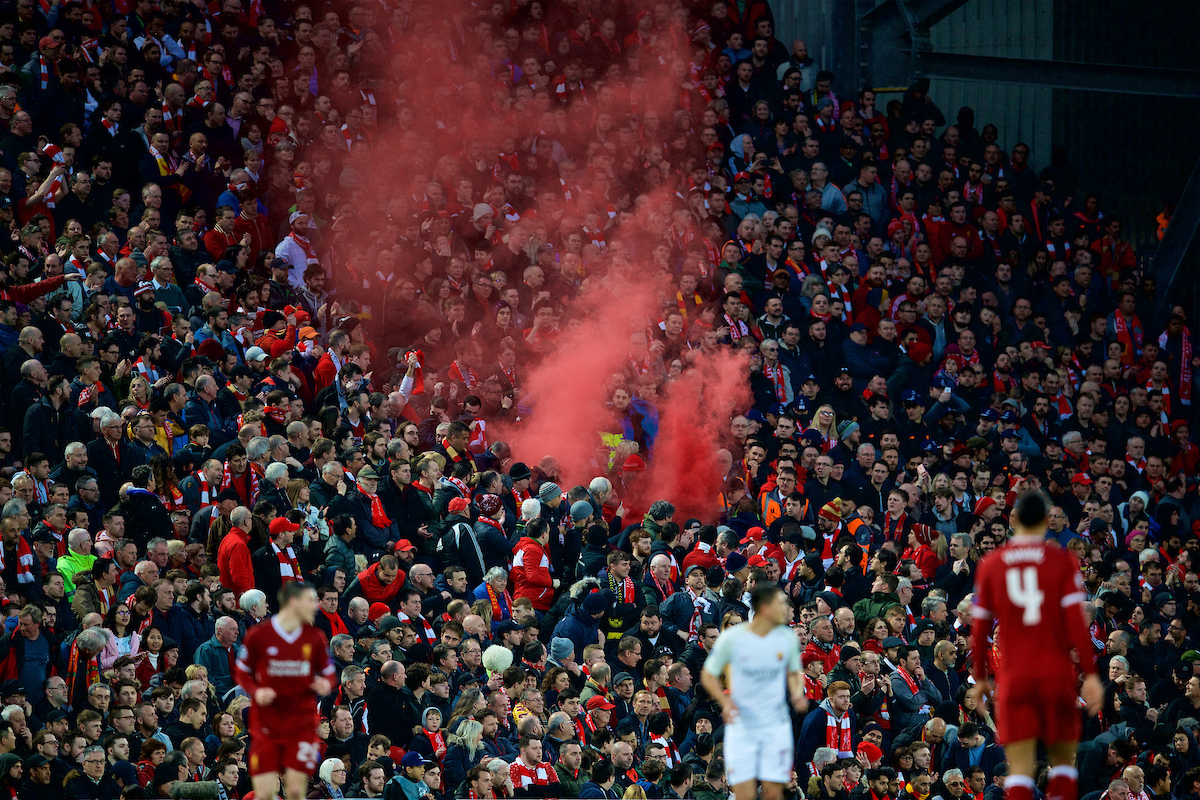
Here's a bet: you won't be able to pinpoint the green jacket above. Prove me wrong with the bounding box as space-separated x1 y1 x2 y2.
556 763 584 796
852 590 901 626
58 551 97 596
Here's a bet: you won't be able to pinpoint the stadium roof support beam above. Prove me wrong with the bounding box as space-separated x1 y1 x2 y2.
919 52 1200 97
1148 155 1200 323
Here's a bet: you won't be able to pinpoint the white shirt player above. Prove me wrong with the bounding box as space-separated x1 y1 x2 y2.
703 622 802 728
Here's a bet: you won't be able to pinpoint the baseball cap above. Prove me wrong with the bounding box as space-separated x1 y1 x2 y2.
394 540 415 553
980 408 999 421
1071 473 1094 486
901 389 921 405
401 752 432 768
289 210 310 225
245 346 269 363
586 696 616 711
448 497 470 514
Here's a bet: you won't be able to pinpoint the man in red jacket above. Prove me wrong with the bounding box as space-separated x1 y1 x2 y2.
511 518 557 612
216 506 255 600
681 526 723 575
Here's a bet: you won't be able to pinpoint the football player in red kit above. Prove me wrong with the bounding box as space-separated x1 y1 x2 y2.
235 582 335 800
969 491 1104 800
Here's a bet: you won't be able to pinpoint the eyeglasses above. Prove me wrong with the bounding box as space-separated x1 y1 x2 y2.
84 759 105 765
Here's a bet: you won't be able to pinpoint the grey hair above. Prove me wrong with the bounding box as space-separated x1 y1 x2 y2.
230 506 252 528
943 769 964 783
588 477 612 495
921 595 946 616
268 435 287 451
239 589 266 612
520 498 541 521
68 528 91 550
146 537 168 552
286 421 307 438
340 665 365 685
246 437 270 461
134 560 157 577
647 500 675 521
265 462 289 484
812 747 837 770
1109 655 1130 671
1 499 26 519
897 577 913 592
76 628 106 652
64 441 86 457
318 758 345 784
348 597 369 614
548 711 571 735
330 634 353 653
1062 430 1082 446
99 412 122 428
0 704 23 721
321 461 344 477
181 679 209 700
484 567 508 584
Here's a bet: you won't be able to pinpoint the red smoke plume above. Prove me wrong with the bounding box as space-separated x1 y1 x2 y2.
319 3 750 521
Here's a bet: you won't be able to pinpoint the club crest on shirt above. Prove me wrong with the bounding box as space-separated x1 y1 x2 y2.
302 644 312 659
777 652 783 660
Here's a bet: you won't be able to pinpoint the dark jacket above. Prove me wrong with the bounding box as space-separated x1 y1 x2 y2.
166 602 214 666
119 487 173 550
85 437 143 507
552 600 604 665
329 489 398 555
435 516 489 587
22 396 78 465
364 681 417 745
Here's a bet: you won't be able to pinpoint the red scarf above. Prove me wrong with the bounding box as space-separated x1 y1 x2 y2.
272 542 300 584
763 362 787 400
1162 330 1192 404
0 536 34 587
38 54 52 90
100 117 119 136
221 461 260 506
321 608 349 637
448 360 478 389
424 728 447 762
722 312 748 341
1112 310 1143 366
194 471 214 508
360 484 391 529
896 665 919 694
288 231 317 262
825 706 853 755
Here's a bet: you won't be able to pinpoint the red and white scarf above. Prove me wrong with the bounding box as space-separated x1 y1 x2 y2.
448 360 478 389
0 536 35 586
1162 330 1193 405
162 102 182 134
722 312 749 341
763 362 787 401
287 231 318 263
685 587 710 642
100 117 119 136
38 54 52 90
272 541 300 584
221 461 260 506
193 471 214 508
825 707 853 756
133 356 159 382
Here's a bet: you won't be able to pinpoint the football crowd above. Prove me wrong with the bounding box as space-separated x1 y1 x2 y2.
0 0 1196 799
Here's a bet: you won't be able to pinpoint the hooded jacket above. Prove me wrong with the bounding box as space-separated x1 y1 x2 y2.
511 536 555 610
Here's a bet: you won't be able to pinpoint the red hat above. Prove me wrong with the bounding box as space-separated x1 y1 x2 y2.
270 116 289 134
907 343 932 364
394 539 415 553
369 602 391 622
973 496 996 516
819 500 842 522
197 339 225 360
857 742 883 764
622 454 646 472
586 695 616 711
745 526 766 541
887 219 905 236
1071 473 1094 486
478 494 503 516
747 554 769 568
913 527 935 546
733 171 752 183
448 497 470 514
284 304 311 325
268 517 300 536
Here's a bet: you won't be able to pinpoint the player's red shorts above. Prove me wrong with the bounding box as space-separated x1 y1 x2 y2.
248 733 322 776
994 676 1080 745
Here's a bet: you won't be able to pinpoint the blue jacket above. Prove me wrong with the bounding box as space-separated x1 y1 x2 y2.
552 602 602 665
796 699 858 765
842 339 894 383
580 782 622 799
166 603 214 666
192 635 236 700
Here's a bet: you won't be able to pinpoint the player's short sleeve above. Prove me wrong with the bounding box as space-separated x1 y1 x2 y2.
1058 552 1087 609
785 628 802 671
703 626 737 677
972 558 995 618
310 629 336 677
